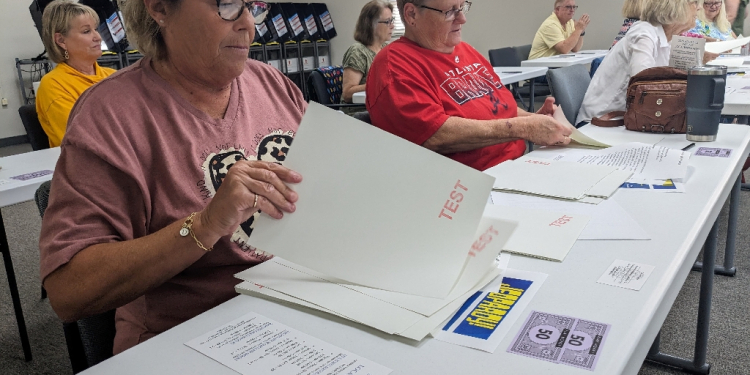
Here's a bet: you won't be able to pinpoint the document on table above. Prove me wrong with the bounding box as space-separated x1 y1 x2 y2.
669 36 704 71
249 103 495 298
185 312 392 375
508 311 610 372
705 36 750 54
490 191 650 240
553 142 689 181
484 157 624 201
482 205 589 262
433 268 547 353
597 259 655 291
576 125 665 146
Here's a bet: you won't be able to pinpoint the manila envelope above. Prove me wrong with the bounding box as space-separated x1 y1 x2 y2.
248 103 495 298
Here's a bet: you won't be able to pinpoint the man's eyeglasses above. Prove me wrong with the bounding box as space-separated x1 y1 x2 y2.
558 5 579 11
216 0 269 24
703 1 723 9
419 1 472 21
378 17 396 25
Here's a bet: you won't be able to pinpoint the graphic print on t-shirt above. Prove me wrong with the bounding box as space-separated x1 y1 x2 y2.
440 63 509 114
200 130 295 255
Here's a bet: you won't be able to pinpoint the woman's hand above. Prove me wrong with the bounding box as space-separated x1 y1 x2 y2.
199 161 302 241
524 114 573 146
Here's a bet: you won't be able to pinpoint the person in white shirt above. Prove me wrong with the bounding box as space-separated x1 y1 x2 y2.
577 0 699 124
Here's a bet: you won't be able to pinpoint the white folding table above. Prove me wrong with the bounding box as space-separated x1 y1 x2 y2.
0 146 60 361
521 50 608 68
79 125 750 375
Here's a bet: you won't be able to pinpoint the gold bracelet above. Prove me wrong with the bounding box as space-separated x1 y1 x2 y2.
179 212 213 252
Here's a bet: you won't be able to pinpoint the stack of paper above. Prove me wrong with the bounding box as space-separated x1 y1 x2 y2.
553 142 690 191
483 156 633 204
553 107 610 149
236 216 518 341
235 103 521 340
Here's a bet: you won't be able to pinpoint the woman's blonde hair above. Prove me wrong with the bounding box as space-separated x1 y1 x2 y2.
354 0 394 46
120 0 180 61
641 0 698 26
696 0 732 33
622 0 643 19
41 0 100 63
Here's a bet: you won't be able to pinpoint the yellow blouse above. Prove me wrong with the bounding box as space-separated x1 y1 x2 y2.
35 62 116 147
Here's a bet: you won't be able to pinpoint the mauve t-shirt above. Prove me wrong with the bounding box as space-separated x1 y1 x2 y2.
39 57 306 354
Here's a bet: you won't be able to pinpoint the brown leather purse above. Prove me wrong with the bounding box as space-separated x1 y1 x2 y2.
591 67 688 134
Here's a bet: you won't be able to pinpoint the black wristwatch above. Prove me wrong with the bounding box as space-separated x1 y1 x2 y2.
580 31 586 36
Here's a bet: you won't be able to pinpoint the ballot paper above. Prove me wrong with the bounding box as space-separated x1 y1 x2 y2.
185 312 392 375
705 36 750 54
553 142 689 181
552 106 610 149
482 205 589 262
236 217 518 337
433 269 547 353
249 103 495 298
484 157 627 201
669 36 704 71
597 260 655 291
490 192 650 240
576 125 665 146
507 311 610 371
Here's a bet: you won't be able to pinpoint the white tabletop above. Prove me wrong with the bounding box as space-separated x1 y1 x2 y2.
521 50 609 68
0 147 60 208
723 74 750 116
352 91 366 104
351 67 550 105
493 66 549 85
81 125 750 375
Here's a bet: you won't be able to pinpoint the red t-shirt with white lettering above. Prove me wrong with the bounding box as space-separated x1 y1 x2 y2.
366 37 525 171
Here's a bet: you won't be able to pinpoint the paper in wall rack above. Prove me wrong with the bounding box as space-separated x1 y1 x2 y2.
295 3 321 41
280 3 309 42
311 3 337 40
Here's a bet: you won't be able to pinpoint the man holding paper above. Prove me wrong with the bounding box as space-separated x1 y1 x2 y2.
367 0 572 171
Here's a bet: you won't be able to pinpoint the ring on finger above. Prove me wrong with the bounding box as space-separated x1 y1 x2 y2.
253 193 258 209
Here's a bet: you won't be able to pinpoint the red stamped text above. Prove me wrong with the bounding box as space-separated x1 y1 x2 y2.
549 215 574 227
438 180 469 220
469 226 499 257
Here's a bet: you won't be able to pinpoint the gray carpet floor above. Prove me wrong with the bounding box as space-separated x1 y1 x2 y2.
1 143 748 375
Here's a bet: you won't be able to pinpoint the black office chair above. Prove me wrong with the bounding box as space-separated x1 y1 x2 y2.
546 64 592 127
307 66 366 111
18 104 50 151
487 47 550 111
34 181 117 374
351 110 371 124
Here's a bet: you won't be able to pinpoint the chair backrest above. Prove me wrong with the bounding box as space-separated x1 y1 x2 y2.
18 104 50 151
590 56 605 78
513 44 532 61
488 47 522 67
307 66 344 105
546 64 592 126
351 111 371 124
34 182 116 374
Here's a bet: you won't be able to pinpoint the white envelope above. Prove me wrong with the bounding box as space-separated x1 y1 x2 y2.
483 205 589 261
485 157 619 200
705 36 750 54
248 103 495 298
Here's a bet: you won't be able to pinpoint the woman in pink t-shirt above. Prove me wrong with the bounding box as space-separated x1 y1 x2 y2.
39 0 307 354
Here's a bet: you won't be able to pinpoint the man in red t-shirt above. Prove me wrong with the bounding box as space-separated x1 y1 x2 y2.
366 0 571 171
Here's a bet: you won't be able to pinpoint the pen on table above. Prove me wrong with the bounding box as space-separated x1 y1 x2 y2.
682 143 696 151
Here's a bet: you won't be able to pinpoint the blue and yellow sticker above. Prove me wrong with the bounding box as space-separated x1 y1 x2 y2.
442 277 533 340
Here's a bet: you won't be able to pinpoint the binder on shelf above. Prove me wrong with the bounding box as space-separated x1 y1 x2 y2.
284 42 301 74
295 3 321 41
315 41 331 67
254 20 273 44
280 3 309 42
265 42 283 72
311 3 337 40
266 4 293 43
300 42 316 72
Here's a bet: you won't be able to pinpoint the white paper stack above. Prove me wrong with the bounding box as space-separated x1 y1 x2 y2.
236 216 518 340
483 156 633 203
236 103 521 340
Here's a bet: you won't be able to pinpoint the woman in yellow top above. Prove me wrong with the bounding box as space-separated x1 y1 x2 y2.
36 0 115 147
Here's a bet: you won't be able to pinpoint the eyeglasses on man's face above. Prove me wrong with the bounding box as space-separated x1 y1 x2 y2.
419 1 472 22
378 17 396 25
703 1 722 9
558 5 579 11
216 0 269 24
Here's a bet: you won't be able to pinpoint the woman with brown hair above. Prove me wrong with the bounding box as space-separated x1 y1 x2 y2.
341 0 395 103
